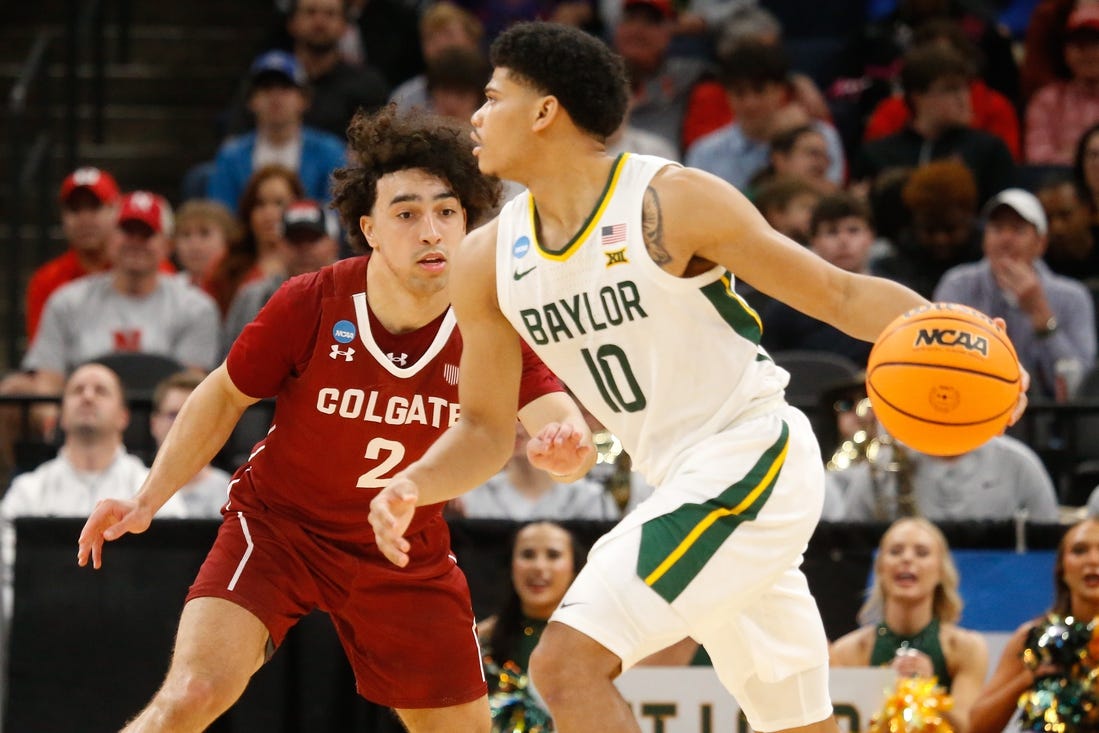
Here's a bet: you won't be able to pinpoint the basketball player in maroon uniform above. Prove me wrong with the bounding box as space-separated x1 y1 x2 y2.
76 107 595 733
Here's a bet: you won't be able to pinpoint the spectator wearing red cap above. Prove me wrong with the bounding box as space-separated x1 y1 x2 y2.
1025 4 1099 164
23 168 119 342
20 192 221 396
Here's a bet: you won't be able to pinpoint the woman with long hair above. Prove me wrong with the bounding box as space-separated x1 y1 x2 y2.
479 521 587 731
830 517 988 732
970 517 1099 732
203 164 305 315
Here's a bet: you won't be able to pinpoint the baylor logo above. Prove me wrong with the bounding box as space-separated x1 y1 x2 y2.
913 328 989 356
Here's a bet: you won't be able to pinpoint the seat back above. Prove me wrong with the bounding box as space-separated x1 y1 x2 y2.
771 350 862 406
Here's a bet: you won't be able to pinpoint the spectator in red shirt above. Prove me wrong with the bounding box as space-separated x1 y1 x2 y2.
1025 4 1099 164
864 20 1021 160
680 6 831 152
24 168 119 341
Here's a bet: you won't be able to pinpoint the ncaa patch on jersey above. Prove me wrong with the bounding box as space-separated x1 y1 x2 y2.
332 319 356 344
513 235 531 259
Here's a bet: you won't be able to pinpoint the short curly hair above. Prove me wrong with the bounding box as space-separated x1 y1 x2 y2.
331 105 501 251
489 22 628 140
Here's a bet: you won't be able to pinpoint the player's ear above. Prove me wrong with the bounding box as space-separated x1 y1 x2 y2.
532 95 559 131
359 215 375 248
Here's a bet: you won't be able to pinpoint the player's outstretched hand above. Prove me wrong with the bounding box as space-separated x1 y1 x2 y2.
76 498 153 570
527 422 594 479
369 478 418 567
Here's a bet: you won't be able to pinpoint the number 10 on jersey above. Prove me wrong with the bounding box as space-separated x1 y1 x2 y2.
581 345 646 413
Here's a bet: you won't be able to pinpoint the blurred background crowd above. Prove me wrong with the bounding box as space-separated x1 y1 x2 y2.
4 0 1099 730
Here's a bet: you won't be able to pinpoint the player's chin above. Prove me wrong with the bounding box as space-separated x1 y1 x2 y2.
475 152 500 177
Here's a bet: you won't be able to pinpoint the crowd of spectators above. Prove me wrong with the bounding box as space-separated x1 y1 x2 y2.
6 0 1099 727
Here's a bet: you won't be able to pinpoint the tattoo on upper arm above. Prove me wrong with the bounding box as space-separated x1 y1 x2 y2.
642 186 672 266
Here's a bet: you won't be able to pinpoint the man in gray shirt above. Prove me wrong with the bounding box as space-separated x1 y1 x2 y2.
22 191 220 395
835 434 1060 523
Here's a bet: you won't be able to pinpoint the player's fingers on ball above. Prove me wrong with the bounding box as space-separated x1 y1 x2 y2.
1009 392 1028 426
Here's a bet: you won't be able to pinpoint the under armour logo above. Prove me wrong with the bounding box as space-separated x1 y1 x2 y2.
330 344 355 362
387 352 408 366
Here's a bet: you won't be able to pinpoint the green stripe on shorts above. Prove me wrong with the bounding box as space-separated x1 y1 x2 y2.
636 422 789 602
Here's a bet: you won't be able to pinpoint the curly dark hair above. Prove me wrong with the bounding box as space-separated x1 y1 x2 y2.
489 22 628 140
331 105 501 251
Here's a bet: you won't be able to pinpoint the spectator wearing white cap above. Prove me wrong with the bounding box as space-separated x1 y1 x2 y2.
206 50 347 213
934 187 1096 400
220 199 339 357
21 192 221 396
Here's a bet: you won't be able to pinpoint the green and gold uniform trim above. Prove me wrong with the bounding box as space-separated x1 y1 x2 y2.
637 421 789 602
530 153 630 261
700 274 770 361
700 274 762 344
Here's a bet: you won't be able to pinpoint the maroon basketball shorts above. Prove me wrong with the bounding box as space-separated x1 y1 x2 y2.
187 509 487 709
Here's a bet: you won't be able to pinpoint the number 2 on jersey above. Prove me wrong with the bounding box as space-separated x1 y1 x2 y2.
581 345 646 413
356 437 405 488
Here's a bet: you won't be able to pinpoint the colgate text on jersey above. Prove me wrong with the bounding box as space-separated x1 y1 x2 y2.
316 388 460 427
517 279 649 345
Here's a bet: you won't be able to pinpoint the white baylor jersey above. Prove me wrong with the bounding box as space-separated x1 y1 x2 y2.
495 153 790 483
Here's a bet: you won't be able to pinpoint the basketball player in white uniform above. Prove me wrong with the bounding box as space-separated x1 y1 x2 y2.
370 22 1026 733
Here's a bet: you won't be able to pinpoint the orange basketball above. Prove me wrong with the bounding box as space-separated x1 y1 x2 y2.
865 302 1022 456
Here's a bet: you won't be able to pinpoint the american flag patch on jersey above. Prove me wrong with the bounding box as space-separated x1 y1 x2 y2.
600 223 626 245
444 363 459 385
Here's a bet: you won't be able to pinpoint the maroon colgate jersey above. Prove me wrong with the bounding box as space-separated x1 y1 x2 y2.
224 256 561 543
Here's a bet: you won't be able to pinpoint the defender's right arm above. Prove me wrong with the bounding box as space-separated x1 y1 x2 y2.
77 363 257 569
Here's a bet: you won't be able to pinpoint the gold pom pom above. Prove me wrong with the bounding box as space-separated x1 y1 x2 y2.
868 677 955 733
